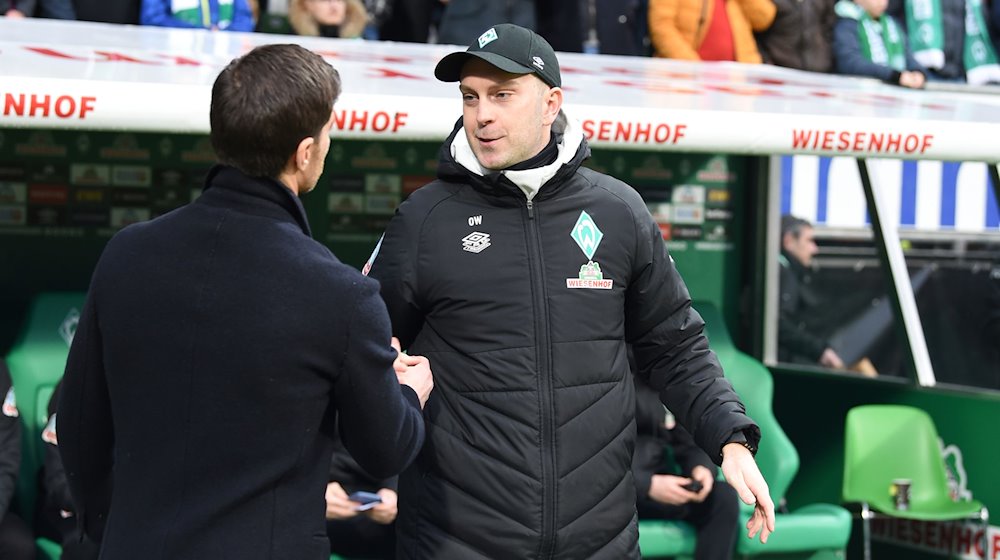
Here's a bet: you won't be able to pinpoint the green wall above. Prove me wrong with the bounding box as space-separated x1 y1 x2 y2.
773 368 1000 559
0 129 747 352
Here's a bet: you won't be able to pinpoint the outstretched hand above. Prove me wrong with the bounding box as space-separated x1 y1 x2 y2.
721 442 775 543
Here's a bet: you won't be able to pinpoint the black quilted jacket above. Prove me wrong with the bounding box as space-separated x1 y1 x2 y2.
369 120 758 560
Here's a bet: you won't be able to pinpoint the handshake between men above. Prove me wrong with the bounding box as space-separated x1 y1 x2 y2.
391 337 433 409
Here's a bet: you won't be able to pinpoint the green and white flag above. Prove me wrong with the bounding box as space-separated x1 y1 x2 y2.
907 0 1000 83
836 1 907 70
963 0 1000 84
907 0 946 69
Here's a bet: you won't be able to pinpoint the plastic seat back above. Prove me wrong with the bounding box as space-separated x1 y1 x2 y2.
696 302 799 502
5 292 85 519
843 404 967 515
696 301 851 555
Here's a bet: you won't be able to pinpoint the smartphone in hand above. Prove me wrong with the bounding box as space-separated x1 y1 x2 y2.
348 491 383 511
682 480 703 493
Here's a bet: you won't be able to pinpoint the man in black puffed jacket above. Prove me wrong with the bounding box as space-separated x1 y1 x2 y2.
366 23 774 560
58 44 432 560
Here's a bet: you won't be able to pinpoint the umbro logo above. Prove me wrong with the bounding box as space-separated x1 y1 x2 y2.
462 232 491 253
532 56 544 70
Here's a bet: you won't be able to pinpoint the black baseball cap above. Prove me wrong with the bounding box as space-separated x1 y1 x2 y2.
434 23 562 88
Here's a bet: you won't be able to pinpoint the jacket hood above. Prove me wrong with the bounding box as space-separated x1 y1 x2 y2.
437 110 591 201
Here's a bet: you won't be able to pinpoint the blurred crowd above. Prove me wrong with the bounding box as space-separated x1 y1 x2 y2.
5 0 1000 88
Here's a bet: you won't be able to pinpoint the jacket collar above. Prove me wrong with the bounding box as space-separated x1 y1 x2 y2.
438 111 590 202
199 165 313 237
780 249 810 277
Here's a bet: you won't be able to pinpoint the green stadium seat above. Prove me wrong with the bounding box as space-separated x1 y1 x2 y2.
638 518 696 558
697 302 852 559
842 405 989 560
36 537 62 559
5 292 86 521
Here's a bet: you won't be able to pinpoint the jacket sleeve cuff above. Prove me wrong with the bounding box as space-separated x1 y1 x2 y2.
720 426 761 460
399 384 421 410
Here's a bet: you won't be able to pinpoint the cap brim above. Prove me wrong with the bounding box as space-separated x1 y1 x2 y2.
434 51 536 82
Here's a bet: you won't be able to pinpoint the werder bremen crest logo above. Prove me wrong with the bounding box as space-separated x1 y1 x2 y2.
570 211 603 260
567 211 613 290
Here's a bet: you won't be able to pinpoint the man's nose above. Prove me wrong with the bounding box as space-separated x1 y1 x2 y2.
476 100 495 126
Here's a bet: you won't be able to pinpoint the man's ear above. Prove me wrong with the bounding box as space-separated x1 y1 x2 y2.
542 87 564 127
294 136 316 172
780 231 793 250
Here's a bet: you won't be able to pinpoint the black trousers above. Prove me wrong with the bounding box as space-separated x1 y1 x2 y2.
637 480 740 560
327 517 396 560
0 512 36 560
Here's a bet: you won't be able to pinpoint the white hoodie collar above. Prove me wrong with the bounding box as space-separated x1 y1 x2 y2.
450 113 585 201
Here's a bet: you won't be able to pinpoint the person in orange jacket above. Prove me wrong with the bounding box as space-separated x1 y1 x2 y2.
649 0 776 62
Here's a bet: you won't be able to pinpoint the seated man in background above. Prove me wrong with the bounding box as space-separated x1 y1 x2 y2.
0 360 35 560
632 365 740 560
324 420 397 560
778 215 845 368
778 215 877 375
35 381 99 560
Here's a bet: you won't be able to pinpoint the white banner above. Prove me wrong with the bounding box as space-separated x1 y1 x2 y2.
3 19 1000 162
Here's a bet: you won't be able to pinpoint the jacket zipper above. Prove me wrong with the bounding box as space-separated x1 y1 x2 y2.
525 198 556 559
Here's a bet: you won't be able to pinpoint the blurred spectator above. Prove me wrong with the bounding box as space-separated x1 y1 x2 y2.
72 0 139 23
35 382 100 560
34 0 75 18
289 0 368 37
0 360 35 560
992 0 1000 54
756 0 836 71
256 0 293 32
537 0 649 56
2 0 34 17
833 0 926 87
649 0 776 62
140 0 255 31
632 365 739 560
889 0 1000 83
436 0 535 46
359 0 389 38
378 0 436 42
324 421 397 560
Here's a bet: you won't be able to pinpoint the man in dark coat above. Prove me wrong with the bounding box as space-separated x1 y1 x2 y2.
0 360 35 560
58 44 432 560
36 381 100 560
756 0 837 72
632 371 740 560
367 23 774 560
537 0 649 56
777 215 844 368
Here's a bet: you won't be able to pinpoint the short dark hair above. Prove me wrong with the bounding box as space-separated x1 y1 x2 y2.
210 44 341 178
781 215 812 240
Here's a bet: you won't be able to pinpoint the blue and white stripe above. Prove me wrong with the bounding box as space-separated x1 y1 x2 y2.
780 156 1000 232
